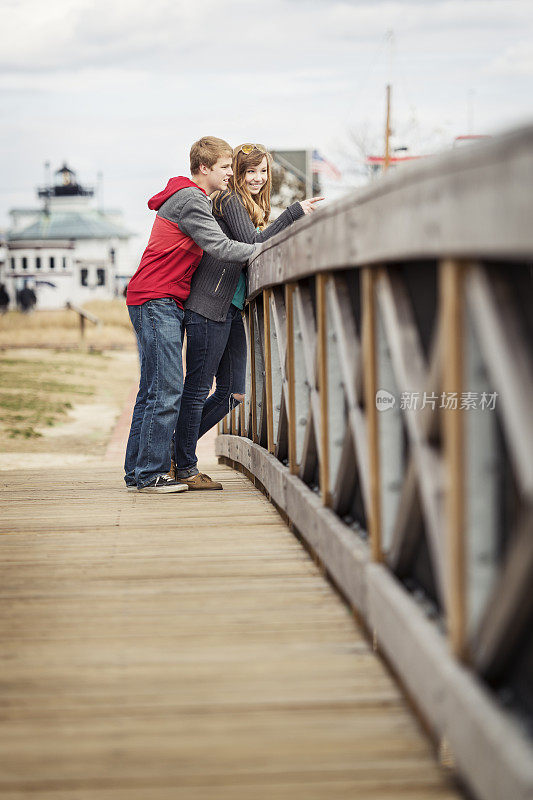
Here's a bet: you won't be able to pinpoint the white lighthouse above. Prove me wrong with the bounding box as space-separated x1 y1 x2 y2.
1 164 135 310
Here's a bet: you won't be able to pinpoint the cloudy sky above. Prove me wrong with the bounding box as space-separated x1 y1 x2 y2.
1 0 532 249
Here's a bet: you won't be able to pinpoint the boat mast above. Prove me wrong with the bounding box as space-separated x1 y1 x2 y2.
384 84 392 171
384 30 394 172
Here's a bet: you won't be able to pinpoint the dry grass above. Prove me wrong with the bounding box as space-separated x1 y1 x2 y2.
0 299 136 349
0 347 137 452
0 353 95 440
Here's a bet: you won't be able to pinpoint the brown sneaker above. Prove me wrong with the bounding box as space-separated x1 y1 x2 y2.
180 473 223 491
166 459 176 480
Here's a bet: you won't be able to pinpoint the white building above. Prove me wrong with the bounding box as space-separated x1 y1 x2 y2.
1 164 135 310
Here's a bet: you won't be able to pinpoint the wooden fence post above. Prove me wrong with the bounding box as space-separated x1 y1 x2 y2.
362 268 382 562
441 258 466 660
263 289 274 454
285 283 298 475
316 273 331 506
248 302 258 443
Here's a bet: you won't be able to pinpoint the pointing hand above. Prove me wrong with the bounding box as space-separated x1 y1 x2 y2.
299 196 325 215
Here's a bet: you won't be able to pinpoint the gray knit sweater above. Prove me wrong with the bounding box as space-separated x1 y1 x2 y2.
185 193 305 322
158 188 256 264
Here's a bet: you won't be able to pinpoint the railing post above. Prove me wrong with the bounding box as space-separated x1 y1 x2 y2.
237 400 243 437
441 258 466 660
249 302 258 443
65 301 99 348
285 283 298 475
316 273 331 506
362 267 382 562
263 289 274 454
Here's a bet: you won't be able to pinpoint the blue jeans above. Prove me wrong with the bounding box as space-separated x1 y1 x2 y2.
124 299 184 488
175 305 247 477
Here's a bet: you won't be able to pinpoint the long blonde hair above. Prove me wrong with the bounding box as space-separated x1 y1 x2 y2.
213 144 272 230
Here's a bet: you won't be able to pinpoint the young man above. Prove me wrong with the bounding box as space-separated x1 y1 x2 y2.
124 137 257 493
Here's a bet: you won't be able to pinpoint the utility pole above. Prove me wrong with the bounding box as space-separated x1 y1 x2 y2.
384 84 392 171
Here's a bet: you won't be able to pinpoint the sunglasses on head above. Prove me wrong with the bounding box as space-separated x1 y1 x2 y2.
237 143 267 155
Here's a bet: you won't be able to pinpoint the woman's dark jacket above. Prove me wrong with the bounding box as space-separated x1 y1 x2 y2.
185 192 304 322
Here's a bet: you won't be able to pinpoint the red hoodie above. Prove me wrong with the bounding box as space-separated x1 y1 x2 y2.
126 177 206 307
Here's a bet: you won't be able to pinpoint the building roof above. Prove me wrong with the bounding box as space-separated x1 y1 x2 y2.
8 209 132 241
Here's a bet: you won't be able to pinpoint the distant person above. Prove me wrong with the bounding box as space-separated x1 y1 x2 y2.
18 283 37 313
0 283 9 314
124 136 258 494
172 143 323 490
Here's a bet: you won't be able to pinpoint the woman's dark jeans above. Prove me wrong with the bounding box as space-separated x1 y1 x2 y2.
175 305 246 478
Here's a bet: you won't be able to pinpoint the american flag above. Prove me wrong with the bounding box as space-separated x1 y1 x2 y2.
311 150 341 180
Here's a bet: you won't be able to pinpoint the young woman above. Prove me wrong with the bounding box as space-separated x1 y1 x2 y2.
173 143 323 489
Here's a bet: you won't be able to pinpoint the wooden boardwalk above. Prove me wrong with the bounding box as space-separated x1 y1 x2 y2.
0 446 464 798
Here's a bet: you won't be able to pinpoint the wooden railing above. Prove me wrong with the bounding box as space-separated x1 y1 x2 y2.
65 301 100 341
216 125 533 800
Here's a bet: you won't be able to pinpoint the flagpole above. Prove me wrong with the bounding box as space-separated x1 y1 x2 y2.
306 149 313 197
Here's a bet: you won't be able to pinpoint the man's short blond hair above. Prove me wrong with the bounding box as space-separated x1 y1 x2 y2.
190 136 232 175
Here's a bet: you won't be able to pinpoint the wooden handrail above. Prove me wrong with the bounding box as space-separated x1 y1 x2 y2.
216 125 533 800
247 124 533 298
65 301 100 340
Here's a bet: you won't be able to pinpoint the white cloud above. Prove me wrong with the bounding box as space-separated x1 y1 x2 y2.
486 40 533 76
2 0 529 76
1 0 533 238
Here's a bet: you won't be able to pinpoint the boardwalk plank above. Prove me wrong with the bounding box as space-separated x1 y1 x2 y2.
0 461 463 798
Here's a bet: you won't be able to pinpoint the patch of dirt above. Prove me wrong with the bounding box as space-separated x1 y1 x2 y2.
38 403 118 439
0 349 138 470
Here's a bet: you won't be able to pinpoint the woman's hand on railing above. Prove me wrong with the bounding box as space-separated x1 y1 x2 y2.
299 197 325 215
